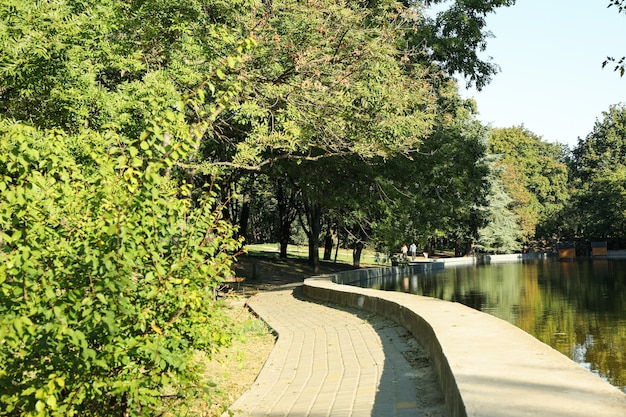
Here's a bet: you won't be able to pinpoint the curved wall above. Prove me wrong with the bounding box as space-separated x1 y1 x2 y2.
303 259 626 417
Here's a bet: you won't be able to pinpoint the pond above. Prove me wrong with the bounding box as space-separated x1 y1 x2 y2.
343 258 626 394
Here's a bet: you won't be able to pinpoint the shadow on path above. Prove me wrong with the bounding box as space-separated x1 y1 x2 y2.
225 285 445 416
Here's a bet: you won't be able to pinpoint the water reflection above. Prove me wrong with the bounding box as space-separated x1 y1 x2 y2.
346 259 626 393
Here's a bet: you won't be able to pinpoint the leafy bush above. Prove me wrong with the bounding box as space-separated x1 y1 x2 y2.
0 113 242 416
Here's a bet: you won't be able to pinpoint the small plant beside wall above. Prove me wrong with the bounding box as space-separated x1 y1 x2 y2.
390 254 410 267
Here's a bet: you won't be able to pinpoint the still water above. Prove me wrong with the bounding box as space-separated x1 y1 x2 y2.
348 259 626 393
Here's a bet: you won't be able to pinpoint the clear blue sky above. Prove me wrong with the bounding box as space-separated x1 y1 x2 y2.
448 1 626 147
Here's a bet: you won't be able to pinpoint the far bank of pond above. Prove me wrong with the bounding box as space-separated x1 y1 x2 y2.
341 258 626 394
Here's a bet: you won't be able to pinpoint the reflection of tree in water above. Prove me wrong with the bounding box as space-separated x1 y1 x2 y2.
419 274 444 299
451 290 487 311
358 260 626 393
573 312 626 392
515 260 626 393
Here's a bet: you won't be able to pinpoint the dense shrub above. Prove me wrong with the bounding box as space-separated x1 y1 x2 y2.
0 115 242 416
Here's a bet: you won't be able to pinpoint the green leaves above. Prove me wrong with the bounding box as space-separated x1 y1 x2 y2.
567 104 626 237
0 118 241 415
475 159 522 254
489 126 569 240
0 0 258 413
413 0 516 90
220 0 436 167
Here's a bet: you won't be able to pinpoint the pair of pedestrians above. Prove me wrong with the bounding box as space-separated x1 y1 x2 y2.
401 243 418 260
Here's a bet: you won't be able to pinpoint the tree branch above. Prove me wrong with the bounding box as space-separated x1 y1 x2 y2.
175 150 355 172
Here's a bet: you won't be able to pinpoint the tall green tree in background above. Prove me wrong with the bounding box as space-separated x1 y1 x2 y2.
489 127 569 242
568 104 626 237
370 81 491 256
475 158 522 253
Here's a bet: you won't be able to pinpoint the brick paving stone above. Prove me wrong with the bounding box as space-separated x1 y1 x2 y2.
223 285 423 417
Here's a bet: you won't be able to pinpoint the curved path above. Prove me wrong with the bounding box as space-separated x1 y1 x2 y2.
224 284 444 417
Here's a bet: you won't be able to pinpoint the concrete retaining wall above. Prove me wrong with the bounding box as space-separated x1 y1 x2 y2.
303 257 626 417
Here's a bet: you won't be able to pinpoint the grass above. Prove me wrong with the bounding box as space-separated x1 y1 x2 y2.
167 297 275 417
243 243 391 266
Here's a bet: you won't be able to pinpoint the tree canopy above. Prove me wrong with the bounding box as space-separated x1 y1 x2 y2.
567 104 626 238
13 0 617 414
605 0 626 76
410 0 516 90
489 126 569 241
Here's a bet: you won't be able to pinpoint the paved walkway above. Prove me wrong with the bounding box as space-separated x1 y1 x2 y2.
224 284 437 417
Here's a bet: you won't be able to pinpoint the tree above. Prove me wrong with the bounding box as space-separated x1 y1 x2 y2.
571 105 626 180
475 159 523 253
273 169 301 258
604 0 626 76
0 0 250 134
319 159 381 268
292 156 367 271
207 0 441 268
0 117 242 415
215 0 437 170
568 104 626 237
370 109 491 257
407 0 517 90
489 126 569 241
0 0 253 414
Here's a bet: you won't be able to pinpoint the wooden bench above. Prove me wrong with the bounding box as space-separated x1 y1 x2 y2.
215 276 246 298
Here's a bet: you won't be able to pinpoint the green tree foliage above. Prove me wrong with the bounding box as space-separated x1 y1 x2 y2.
213 0 437 169
475 160 522 254
604 0 626 76
0 0 251 135
568 104 626 237
572 105 626 180
408 0 516 90
371 93 491 256
489 126 569 241
0 117 242 415
0 0 252 414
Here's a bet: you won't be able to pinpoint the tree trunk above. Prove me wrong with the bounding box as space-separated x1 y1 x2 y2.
279 222 290 258
303 200 323 273
323 226 333 261
352 241 364 268
239 196 250 242
275 180 298 259
309 237 320 273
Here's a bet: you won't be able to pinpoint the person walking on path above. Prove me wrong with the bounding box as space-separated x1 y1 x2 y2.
409 243 417 261
224 284 444 417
